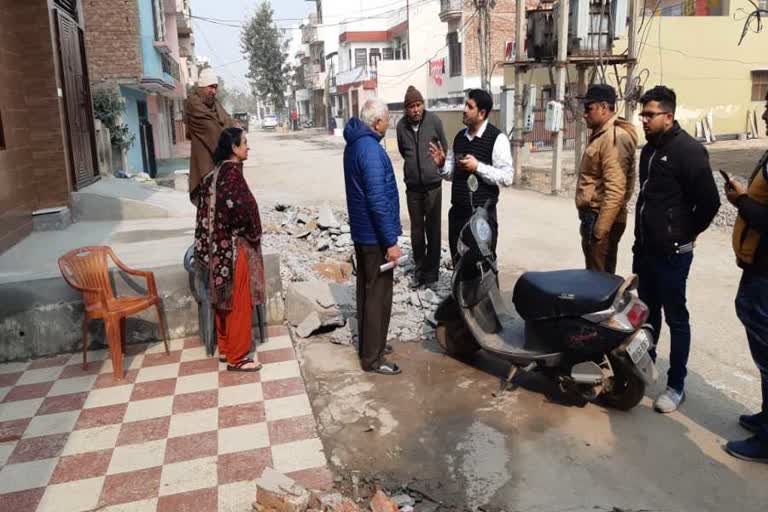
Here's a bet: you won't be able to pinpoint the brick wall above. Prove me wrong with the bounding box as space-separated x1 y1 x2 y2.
0 0 72 252
462 0 536 79
81 0 142 84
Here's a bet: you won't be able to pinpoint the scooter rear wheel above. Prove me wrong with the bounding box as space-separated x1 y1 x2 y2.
436 320 481 358
600 354 646 411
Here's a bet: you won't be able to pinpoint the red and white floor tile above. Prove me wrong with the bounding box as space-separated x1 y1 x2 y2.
0 329 333 511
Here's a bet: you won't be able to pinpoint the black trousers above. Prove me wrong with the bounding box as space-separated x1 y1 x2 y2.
354 244 394 371
448 204 498 263
406 186 442 283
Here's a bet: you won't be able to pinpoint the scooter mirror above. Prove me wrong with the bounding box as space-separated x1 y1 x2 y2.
468 174 479 193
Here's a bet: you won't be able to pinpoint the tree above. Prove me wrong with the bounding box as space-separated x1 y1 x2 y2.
241 1 292 108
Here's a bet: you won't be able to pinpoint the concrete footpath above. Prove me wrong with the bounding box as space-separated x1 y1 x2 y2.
0 182 283 362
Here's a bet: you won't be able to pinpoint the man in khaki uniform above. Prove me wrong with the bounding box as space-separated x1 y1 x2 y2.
575 84 638 273
183 68 234 198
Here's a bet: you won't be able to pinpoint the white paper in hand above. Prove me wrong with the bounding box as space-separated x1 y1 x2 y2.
379 255 409 273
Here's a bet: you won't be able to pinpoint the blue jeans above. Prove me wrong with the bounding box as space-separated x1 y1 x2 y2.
634 251 694 393
736 271 768 420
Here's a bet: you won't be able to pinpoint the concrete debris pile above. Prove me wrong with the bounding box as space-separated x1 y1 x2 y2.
253 469 414 512
261 202 454 343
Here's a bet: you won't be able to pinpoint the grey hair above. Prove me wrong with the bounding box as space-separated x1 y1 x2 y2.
360 97 388 128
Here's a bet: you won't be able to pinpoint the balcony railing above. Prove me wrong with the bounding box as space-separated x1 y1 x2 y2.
336 66 376 87
440 0 464 22
161 53 180 81
301 12 319 44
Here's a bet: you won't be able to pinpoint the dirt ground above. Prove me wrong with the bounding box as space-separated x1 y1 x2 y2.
248 129 768 512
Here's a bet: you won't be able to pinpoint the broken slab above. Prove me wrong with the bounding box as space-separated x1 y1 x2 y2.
254 468 311 512
286 281 345 335
297 311 323 338
318 204 340 230
370 491 399 512
313 262 353 283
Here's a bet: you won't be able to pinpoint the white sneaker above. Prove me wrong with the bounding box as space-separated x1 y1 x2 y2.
654 387 686 413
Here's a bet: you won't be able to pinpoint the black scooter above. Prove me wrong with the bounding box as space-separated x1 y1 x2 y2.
435 176 657 410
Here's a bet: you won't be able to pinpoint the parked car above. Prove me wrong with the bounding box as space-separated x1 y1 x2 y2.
262 116 278 130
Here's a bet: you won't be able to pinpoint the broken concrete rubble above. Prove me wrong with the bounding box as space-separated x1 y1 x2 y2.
254 468 311 512
297 311 323 339
264 202 450 344
370 491 399 512
318 203 340 229
286 281 346 337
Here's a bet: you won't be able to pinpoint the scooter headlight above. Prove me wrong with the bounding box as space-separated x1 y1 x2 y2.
474 217 492 243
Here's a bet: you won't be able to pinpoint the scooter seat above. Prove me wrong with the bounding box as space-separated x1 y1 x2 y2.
512 269 623 321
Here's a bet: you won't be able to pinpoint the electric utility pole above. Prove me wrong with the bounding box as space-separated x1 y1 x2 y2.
475 0 496 91
551 0 569 193
512 0 525 184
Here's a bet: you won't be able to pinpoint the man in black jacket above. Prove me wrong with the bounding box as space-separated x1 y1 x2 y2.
396 86 448 288
633 86 720 414
723 92 768 464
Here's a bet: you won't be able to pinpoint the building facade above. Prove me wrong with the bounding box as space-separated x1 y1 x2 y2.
0 0 99 253
503 0 768 140
83 0 187 175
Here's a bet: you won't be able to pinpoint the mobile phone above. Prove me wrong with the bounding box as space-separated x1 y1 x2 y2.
430 136 440 146
719 169 733 190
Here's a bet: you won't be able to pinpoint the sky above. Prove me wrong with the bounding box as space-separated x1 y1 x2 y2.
190 0 312 91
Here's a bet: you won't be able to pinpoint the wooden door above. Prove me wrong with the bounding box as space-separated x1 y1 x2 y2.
56 10 98 189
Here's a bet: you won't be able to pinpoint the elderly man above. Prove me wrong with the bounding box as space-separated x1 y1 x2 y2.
575 84 638 273
183 68 234 197
343 97 403 375
396 86 447 288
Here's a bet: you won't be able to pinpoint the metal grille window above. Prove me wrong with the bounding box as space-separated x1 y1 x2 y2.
752 71 768 101
151 0 166 42
354 48 367 69
447 32 462 77
54 0 78 17
369 49 381 69
382 47 394 60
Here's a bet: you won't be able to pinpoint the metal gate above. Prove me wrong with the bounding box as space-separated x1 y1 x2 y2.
56 10 98 189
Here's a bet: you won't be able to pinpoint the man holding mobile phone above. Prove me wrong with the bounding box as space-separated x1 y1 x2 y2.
723 91 768 464
396 86 448 289
428 89 514 262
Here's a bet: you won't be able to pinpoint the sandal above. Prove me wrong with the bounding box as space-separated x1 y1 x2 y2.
370 362 401 375
227 358 263 372
384 344 394 355
219 357 227 363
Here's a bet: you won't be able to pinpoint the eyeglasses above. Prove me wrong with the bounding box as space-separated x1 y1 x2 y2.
638 111 669 120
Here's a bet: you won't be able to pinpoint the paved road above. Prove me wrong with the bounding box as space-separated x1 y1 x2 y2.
249 129 768 511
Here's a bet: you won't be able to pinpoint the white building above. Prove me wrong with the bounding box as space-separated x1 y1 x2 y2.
298 0 447 130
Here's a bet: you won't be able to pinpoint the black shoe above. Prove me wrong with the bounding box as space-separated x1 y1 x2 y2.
384 344 394 355
725 435 768 464
740 412 766 434
409 276 425 289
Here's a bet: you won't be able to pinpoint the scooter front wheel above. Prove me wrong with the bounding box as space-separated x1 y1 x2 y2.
436 320 481 358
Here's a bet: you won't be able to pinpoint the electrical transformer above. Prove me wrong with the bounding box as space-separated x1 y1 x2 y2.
527 0 629 60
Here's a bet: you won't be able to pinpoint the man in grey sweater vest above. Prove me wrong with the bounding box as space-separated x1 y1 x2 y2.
396 86 448 288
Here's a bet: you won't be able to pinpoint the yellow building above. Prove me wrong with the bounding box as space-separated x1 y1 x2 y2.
505 0 768 139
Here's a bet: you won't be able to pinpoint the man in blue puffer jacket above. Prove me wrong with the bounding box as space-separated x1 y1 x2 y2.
344 97 403 375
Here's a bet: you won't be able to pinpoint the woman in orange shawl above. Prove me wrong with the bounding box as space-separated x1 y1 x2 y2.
193 128 265 372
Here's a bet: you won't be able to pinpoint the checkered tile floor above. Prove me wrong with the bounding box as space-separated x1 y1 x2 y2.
0 329 333 511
